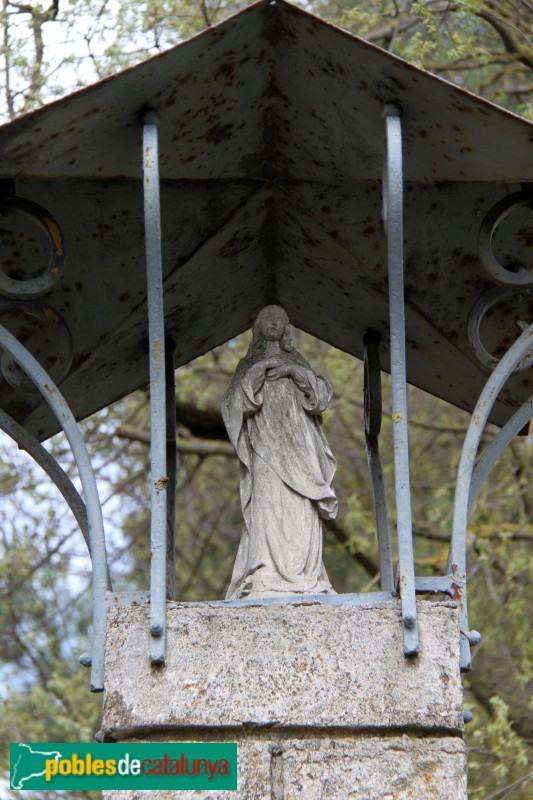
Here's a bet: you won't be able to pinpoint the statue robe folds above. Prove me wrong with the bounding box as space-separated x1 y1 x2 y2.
222 359 338 599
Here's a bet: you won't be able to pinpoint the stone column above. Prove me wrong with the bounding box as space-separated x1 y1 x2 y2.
102 599 467 800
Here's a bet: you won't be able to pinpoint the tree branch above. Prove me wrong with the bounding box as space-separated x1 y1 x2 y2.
115 425 236 457
506 82 533 93
476 4 533 70
425 54 517 71
198 0 212 28
7 0 59 109
175 398 228 440
482 772 533 800
2 0 15 117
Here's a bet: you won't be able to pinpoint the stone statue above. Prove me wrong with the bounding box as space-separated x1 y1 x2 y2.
222 305 338 599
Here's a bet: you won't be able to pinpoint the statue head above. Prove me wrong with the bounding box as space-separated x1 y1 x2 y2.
249 305 293 357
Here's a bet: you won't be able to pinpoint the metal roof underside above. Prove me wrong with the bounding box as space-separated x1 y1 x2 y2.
0 0 531 439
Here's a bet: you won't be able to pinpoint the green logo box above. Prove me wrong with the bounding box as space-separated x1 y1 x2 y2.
10 742 237 790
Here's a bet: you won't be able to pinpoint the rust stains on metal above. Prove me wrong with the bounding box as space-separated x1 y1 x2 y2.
43 307 59 325
450 582 464 602
44 217 63 258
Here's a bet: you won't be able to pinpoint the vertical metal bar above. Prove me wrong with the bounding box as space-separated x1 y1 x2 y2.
165 336 177 601
363 331 394 594
383 103 418 655
0 325 108 691
142 108 168 664
450 323 533 671
366 436 395 593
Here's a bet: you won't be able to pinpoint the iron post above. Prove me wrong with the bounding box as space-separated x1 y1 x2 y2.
142 108 168 664
383 103 418 655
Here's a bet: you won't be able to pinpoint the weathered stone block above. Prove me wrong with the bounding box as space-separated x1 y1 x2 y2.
279 736 467 800
102 737 271 800
102 735 467 800
102 600 463 738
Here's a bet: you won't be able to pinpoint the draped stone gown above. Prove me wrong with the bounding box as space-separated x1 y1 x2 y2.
222 356 338 599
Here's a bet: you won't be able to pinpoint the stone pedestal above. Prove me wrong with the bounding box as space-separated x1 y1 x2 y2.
101 599 467 799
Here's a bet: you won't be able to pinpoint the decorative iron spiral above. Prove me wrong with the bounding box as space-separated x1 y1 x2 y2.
0 195 66 298
469 191 533 373
0 194 72 390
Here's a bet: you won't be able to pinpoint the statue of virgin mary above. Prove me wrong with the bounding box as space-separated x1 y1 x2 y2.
222 305 338 599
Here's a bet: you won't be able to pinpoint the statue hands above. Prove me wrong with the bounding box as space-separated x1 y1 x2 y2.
248 357 312 394
266 360 312 394
265 359 293 381
248 357 282 393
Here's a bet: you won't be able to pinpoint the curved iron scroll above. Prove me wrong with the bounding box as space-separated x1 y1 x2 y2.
467 287 533 374
0 324 109 692
450 323 533 671
478 191 533 287
0 300 74 391
0 407 112 591
0 195 66 298
468 398 533 518
0 408 89 546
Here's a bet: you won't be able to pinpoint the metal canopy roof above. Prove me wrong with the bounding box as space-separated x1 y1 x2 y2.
0 0 531 439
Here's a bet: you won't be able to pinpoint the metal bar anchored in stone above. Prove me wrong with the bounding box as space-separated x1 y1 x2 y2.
142 108 168 664
165 336 177 601
383 103 418 656
363 330 394 594
0 324 108 691
450 322 533 671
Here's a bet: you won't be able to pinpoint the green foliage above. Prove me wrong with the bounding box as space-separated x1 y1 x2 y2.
0 331 532 798
468 697 532 797
310 0 533 118
0 2 532 799
1 0 532 118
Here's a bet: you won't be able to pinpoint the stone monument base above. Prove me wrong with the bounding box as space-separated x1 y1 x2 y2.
101 598 467 799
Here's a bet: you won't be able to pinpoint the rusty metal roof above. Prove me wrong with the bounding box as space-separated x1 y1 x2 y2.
0 0 531 438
